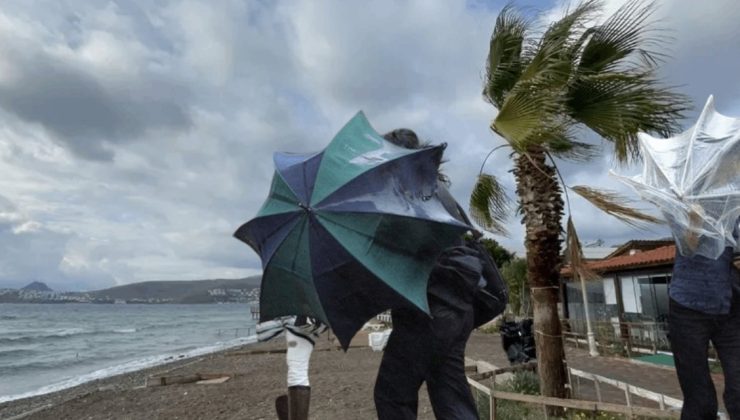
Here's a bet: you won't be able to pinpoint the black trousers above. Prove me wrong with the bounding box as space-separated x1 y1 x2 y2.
374 308 478 420
669 299 740 420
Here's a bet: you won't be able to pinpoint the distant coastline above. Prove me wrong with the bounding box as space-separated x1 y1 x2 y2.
0 276 261 305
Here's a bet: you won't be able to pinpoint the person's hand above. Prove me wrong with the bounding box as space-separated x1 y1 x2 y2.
733 257 740 271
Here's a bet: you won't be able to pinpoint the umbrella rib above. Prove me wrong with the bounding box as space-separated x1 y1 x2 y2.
316 210 471 230
682 191 740 200
289 217 310 273
679 104 708 192
311 145 444 208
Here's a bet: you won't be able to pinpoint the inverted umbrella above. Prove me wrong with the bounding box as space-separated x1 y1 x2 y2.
234 112 471 349
613 95 740 259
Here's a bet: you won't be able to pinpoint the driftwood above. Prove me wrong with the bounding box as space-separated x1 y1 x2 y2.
225 347 335 357
146 373 238 387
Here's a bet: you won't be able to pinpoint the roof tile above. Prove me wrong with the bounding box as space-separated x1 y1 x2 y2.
562 245 675 276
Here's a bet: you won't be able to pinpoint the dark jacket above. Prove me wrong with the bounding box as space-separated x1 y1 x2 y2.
670 220 740 314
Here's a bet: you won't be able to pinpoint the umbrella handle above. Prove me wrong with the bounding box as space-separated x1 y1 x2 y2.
454 203 483 239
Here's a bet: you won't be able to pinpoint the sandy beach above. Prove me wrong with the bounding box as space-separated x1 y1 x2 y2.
0 330 502 420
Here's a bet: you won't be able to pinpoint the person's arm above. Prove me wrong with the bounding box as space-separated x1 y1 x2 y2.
685 205 703 252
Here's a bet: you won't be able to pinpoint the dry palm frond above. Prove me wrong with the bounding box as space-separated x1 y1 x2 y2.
565 216 599 281
570 185 662 227
469 173 511 236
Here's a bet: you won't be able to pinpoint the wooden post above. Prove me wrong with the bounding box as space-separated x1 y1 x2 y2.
624 384 632 407
490 392 496 420
566 363 573 399
491 372 496 420
594 378 602 403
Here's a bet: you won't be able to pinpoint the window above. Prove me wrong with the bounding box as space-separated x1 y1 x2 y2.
621 277 642 313
603 277 617 305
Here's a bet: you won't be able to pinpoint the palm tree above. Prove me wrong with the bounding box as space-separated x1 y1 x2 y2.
473 0 688 400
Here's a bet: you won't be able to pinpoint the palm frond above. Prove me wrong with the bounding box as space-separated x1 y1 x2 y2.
539 0 602 53
577 0 664 73
567 71 690 163
565 216 599 281
543 127 600 162
519 0 602 85
491 79 568 151
570 185 663 227
484 4 529 108
469 173 511 236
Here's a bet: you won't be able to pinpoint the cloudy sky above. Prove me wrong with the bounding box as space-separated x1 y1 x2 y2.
1 0 738 290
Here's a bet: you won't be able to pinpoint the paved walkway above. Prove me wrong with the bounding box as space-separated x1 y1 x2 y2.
465 332 727 412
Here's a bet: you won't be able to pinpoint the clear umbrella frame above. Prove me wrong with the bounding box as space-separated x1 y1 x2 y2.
613 95 740 258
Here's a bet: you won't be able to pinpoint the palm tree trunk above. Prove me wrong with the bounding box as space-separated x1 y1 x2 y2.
513 148 567 403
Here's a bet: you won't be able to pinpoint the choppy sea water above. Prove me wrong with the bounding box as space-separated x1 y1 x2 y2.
0 303 257 402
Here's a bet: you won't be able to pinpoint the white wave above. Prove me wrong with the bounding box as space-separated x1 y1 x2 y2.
113 328 137 334
0 334 258 403
46 328 87 337
0 328 92 343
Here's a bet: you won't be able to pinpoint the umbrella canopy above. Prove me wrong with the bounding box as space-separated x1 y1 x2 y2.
234 111 471 349
613 96 740 258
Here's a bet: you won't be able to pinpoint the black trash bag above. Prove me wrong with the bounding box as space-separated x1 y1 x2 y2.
500 319 536 365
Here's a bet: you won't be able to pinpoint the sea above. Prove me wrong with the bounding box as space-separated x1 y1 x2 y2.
0 303 258 403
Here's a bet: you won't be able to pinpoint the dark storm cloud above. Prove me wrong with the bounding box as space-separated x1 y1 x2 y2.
0 50 191 160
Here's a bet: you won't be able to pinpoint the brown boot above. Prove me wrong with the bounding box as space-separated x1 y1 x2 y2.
288 386 310 420
275 394 288 420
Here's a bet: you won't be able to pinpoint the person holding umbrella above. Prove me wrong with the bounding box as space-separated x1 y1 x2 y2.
373 128 507 420
236 112 483 418
614 96 740 419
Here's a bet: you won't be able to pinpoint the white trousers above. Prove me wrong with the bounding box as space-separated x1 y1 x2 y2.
285 330 314 387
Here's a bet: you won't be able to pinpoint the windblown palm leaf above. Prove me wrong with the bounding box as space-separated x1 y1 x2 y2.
484 5 528 108
470 173 511 236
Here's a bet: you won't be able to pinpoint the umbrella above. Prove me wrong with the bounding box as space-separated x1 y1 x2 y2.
234 111 471 349
613 95 740 259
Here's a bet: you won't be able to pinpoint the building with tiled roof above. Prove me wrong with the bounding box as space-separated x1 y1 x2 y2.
559 240 677 347
604 239 675 259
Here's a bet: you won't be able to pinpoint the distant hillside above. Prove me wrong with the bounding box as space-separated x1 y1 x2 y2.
22 281 53 292
88 276 261 303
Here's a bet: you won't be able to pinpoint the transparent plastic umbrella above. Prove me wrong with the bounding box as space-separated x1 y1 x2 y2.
612 96 740 258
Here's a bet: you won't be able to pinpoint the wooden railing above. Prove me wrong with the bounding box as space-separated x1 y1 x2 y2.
562 318 671 356
562 318 721 361
567 367 682 410
466 360 681 419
